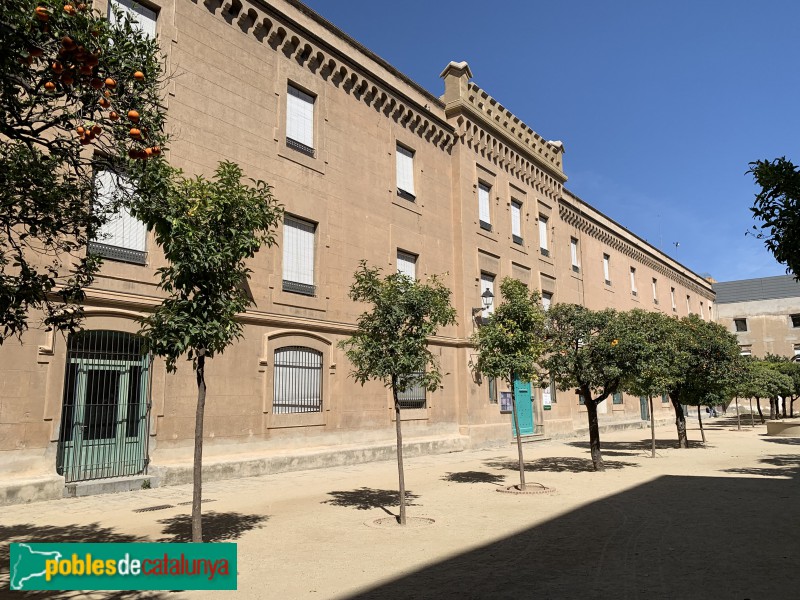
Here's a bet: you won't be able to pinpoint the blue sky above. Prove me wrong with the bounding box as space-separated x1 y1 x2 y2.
302 0 798 282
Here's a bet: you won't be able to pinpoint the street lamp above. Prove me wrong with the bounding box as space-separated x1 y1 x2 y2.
472 289 494 326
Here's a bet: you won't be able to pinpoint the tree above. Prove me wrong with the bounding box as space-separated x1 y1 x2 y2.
764 354 800 417
761 362 794 421
138 162 282 542
748 157 800 277
665 315 741 447
470 278 547 488
541 304 635 471
1 0 169 342
339 262 456 525
619 310 684 457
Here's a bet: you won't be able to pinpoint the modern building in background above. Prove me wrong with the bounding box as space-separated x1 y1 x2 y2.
0 0 715 503
713 275 800 360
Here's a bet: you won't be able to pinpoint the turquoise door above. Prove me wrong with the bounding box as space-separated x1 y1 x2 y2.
511 378 534 436
640 396 649 421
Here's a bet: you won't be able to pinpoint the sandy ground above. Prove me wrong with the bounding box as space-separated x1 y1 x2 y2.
2 416 799 600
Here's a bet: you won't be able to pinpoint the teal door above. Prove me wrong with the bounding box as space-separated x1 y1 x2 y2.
511 378 534 436
640 396 649 421
57 331 150 482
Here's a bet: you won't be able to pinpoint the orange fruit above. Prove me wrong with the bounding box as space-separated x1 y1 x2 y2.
127 110 140 123
44 81 56 91
104 77 116 89
61 36 75 49
34 7 50 21
78 3 87 10
133 71 145 81
52 62 63 74
90 78 103 90
104 89 112 98
109 111 119 121
129 128 141 139
91 124 102 135
80 136 92 145
143 147 154 157
79 64 93 75
98 97 110 108
128 148 139 159
61 74 74 86
64 5 76 15
151 146 161 156
29 48 43 58
76 126 85 135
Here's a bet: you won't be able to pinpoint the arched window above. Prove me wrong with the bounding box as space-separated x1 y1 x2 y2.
273 346 322 413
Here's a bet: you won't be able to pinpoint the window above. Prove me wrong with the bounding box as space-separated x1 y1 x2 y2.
603 254 611 285
794 344 800 360
282 216 316 296
480 272 495 317
542 292 552 311
90 170 147 264
739 346 752 356
630 267 637 296
578 393 585 406
396 144 415 200
273 346 322 413
478 183 491 230
511 200 523 245
662 393 669 404
670 287 676 311
538 215 549 256
686 295 691 313
652 278 658 304
396 250 417 280
488 377 497 404
286 85 315 157
699 301 705 319
734 318 747 332
109 0 157 38
397 373 427 409
570 238 579 272
791 314 800 328
612 392 623 405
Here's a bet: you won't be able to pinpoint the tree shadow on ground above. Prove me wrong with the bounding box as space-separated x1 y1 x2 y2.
484 457 639 473
722 454 800 478
322 488 420 515
0 522 163 599
568 439 702 452
762 436 800 445
441 471 505 484
157 511 268 543
345 460 800 599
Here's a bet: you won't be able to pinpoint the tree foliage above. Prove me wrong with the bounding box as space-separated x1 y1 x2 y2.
748 157 800 277
619 309 684 399
0 0 169 341
470 278 547 486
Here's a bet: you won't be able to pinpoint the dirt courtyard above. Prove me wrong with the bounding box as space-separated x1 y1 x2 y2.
2 417 799 599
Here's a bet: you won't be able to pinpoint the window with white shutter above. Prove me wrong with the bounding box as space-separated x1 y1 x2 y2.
286 85 315 156
630 267 637 296
511 200 522 245
603 254 611 285
109 0 157 38
90 170 147 264
396 250 417 280
282 216 316 296
570 238 579 272
480 272 495 317
652 278 658 304
671 287 677 311
478 183 491 230
539 215 549 256
396 145 415 200
542 292 552 311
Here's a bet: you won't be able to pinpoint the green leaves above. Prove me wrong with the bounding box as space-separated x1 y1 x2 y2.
139 162 282 372
470 278 547 386
339 261 457 393
748 157 800 278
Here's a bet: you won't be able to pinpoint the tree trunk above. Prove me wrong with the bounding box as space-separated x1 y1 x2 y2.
781 396 787 418
791 396 796 418
698 406 706 445
735 397 741 431
757 398 765 424
509 373 526 488
749 398 755 427
649 396 656 458
392 377 407 526
192 351 207 543
583 387 604 471
769 398 775 420
670 395 688 448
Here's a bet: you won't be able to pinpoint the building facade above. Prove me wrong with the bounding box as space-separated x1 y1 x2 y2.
0 0 715 502
713 275 800 360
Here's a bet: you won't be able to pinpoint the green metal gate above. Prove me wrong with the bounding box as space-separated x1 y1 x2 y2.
56 331 151 483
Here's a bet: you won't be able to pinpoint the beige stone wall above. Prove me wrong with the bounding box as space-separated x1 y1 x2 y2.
716 297 800 359
0 0 716 477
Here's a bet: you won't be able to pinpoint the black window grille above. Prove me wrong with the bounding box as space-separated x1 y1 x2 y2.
56 330 151 483
397 373 427 409
273 346 323 413
286 137 316 157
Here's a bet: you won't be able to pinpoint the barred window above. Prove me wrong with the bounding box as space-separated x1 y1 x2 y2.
397 373 426 409
273 346 322 413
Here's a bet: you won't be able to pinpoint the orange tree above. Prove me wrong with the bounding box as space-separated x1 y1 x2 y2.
1 0 169 341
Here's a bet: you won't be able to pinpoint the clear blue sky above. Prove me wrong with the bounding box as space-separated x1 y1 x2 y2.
302 0 798 282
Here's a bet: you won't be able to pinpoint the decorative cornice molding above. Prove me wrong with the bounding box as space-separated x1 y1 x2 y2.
195 0 455 151
558 201 715 300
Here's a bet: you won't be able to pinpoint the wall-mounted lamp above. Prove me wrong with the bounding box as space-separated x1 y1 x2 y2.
472 289 494 324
